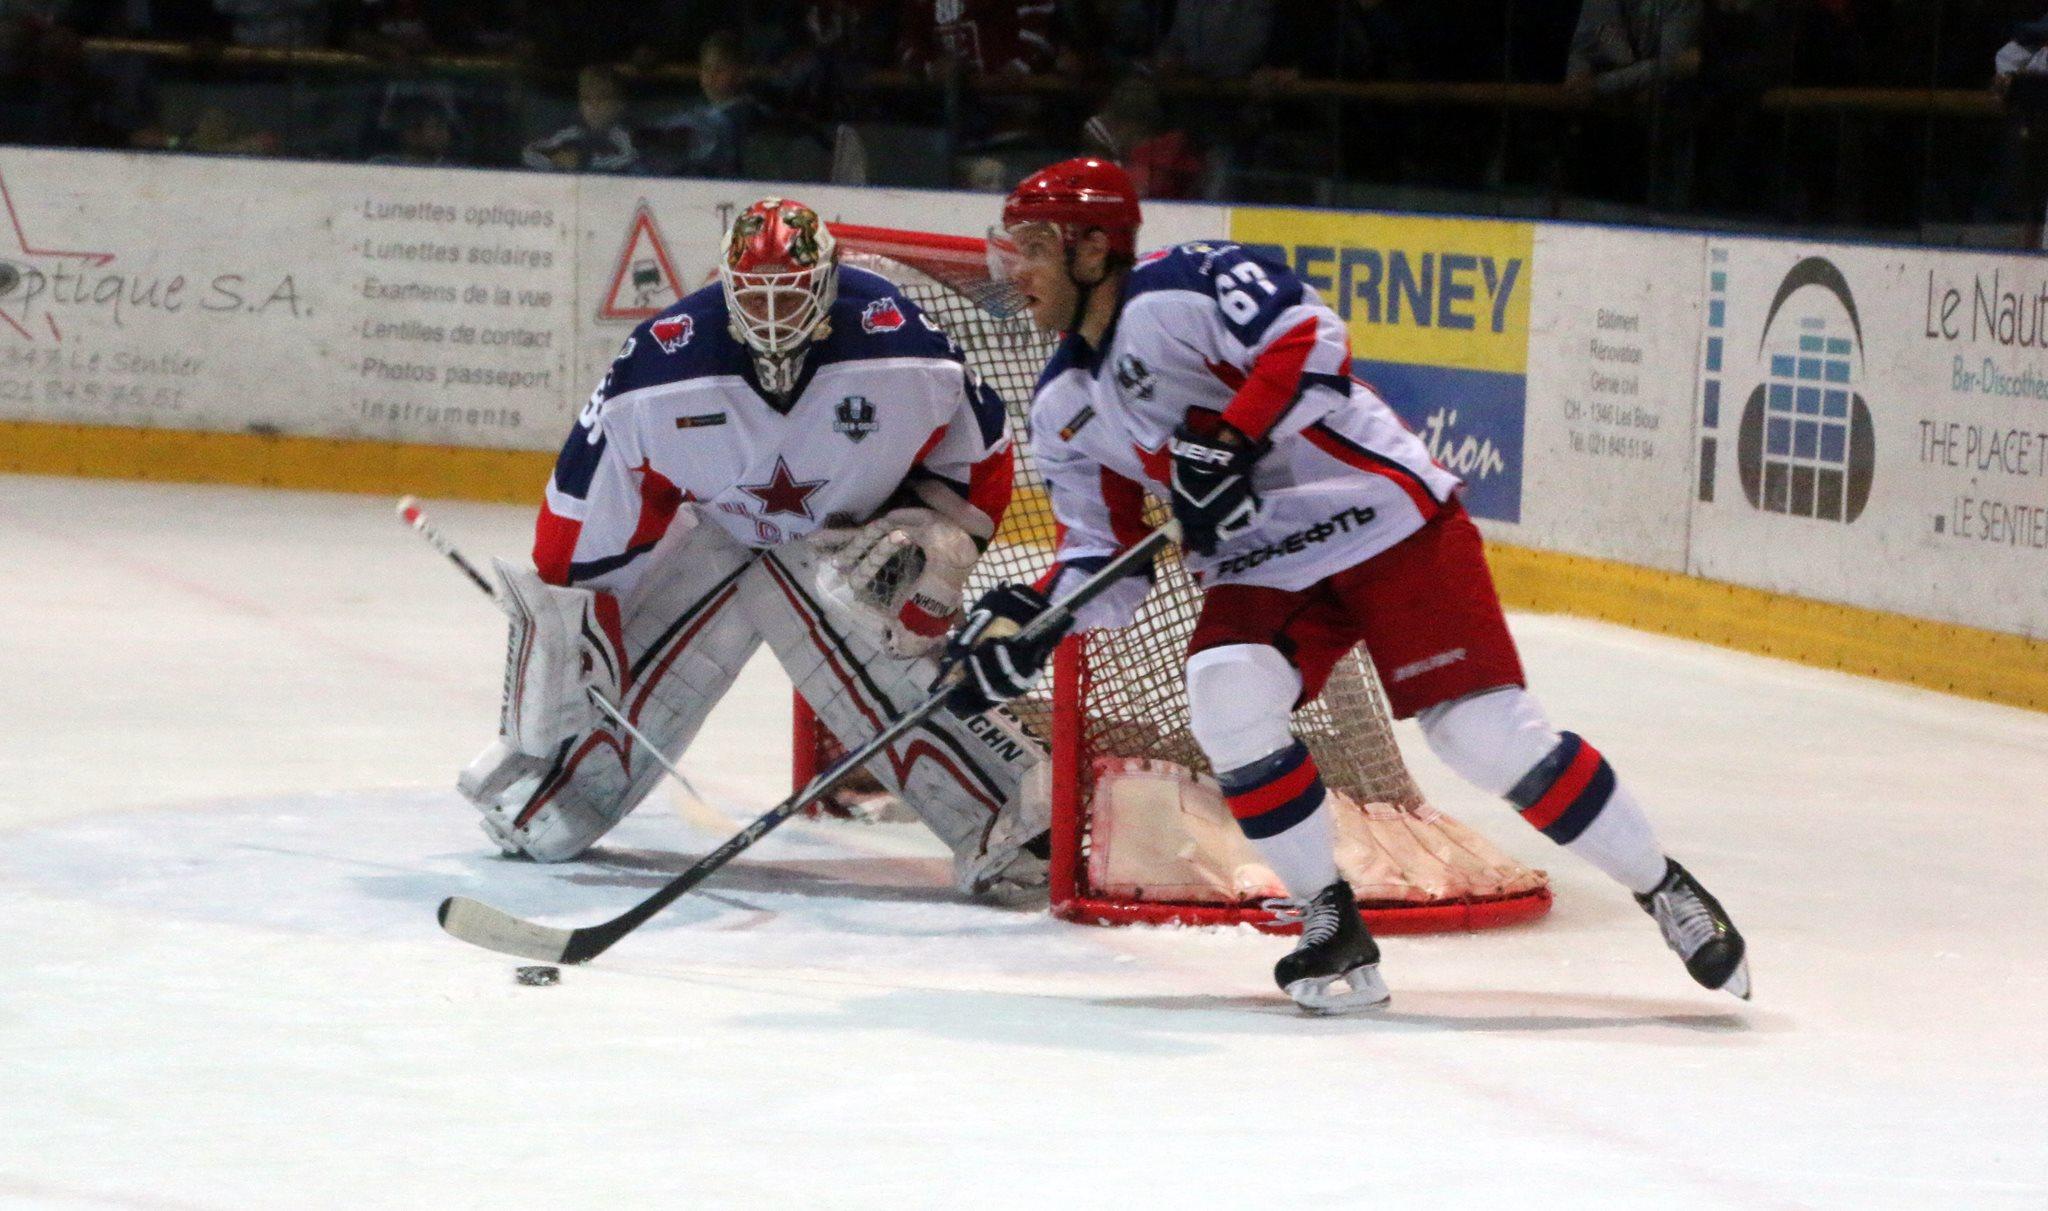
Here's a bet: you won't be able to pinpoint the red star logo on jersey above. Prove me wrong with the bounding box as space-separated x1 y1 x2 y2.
740 456 825 518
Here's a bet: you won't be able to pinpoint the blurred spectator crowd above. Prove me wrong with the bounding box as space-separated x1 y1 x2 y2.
8 1 2048 239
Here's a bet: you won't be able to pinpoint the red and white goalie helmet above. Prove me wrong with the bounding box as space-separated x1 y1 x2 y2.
719 197 839 395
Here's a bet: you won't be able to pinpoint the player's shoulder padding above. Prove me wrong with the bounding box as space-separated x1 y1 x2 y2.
1127 240 1305 347
1124 242 1220 300
598 283 746 404
815 264 961 366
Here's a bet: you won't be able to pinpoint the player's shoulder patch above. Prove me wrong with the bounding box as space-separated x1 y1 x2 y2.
858 294 907 334
647 310 695 354
817 266 958 365
604 284 745 401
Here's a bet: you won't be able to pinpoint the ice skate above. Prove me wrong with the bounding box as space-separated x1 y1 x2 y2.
1275 879 1389 1014
1637 859 1751 1000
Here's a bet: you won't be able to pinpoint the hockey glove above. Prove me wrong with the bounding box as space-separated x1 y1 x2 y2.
812 507 979 658
1168 417 1266 556
938 583 1069 718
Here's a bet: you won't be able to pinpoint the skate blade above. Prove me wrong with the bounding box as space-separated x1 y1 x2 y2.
1284 964 1391 1015
1718 957 1752 1001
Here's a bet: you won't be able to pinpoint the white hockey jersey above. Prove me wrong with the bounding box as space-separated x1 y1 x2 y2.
1030 240 1462 630
535 266 1013 596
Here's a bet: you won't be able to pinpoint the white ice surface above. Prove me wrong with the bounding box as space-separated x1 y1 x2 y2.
3 474 2045 1210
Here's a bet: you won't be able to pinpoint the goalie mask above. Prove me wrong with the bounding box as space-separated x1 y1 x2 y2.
720 197 839 397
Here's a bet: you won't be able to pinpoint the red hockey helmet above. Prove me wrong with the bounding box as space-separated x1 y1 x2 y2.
719 197 839 395
1001 157 1142 257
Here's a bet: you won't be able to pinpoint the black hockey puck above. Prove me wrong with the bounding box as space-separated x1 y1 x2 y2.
515 965 561 986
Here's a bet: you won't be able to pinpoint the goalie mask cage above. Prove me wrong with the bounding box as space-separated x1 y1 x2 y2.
794 224 1551 936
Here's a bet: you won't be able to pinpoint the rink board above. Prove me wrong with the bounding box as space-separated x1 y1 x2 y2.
1230 208 1535 524
1691 239 2048 639
0 147 576 450
0 146 2041 704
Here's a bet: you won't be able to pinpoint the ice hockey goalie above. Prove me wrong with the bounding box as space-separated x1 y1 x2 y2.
457 197 1051 902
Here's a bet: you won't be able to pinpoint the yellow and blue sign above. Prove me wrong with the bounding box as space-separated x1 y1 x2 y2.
1231 208 1534 522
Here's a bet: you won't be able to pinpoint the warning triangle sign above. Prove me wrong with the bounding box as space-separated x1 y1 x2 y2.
599 202 684 322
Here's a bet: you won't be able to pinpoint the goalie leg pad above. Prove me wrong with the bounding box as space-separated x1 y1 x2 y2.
464 528 762 861
1419 687 1666 894
493 560 628 756
750 547 1048 898
458 739 550 855
461 731 635 863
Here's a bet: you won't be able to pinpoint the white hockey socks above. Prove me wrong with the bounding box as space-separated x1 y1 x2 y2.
1420 688 1668 895
1187 644 1340 899
1503 734 1667 895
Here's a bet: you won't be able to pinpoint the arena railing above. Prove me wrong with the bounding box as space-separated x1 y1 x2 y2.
65 37 2039 247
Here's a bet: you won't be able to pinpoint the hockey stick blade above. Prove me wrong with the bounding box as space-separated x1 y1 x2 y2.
436 895 575 963
434 523 1178 963
435 787 817 963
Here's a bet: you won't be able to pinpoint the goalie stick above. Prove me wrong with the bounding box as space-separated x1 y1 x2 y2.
395 497 716 809
432 521 1182 964
397 496 495 598
430 524 1179 963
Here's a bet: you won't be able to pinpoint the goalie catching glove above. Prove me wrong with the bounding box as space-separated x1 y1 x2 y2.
938 583 1071 718
812 505 981 658
1168 415 1267 557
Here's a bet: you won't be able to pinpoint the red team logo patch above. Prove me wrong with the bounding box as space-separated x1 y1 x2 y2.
861 297 905 333
650 313 694 353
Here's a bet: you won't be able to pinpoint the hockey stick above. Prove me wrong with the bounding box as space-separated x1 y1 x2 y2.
436 522 1180 964
397 496 496 599
395 496 716 806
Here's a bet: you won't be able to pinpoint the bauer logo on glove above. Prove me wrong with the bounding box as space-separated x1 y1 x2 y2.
1168 416 1266 557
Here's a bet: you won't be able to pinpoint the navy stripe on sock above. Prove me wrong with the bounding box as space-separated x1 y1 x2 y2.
1237 775 1327 840
1541 756 1615 845
1216 740 1310 798
1506 732 1584 811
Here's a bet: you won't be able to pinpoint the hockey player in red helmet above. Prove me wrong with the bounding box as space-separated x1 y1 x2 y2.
947 157 1750 1012
989 156 1142 334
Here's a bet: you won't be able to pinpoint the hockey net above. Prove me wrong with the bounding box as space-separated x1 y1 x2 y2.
801 224 1550 934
